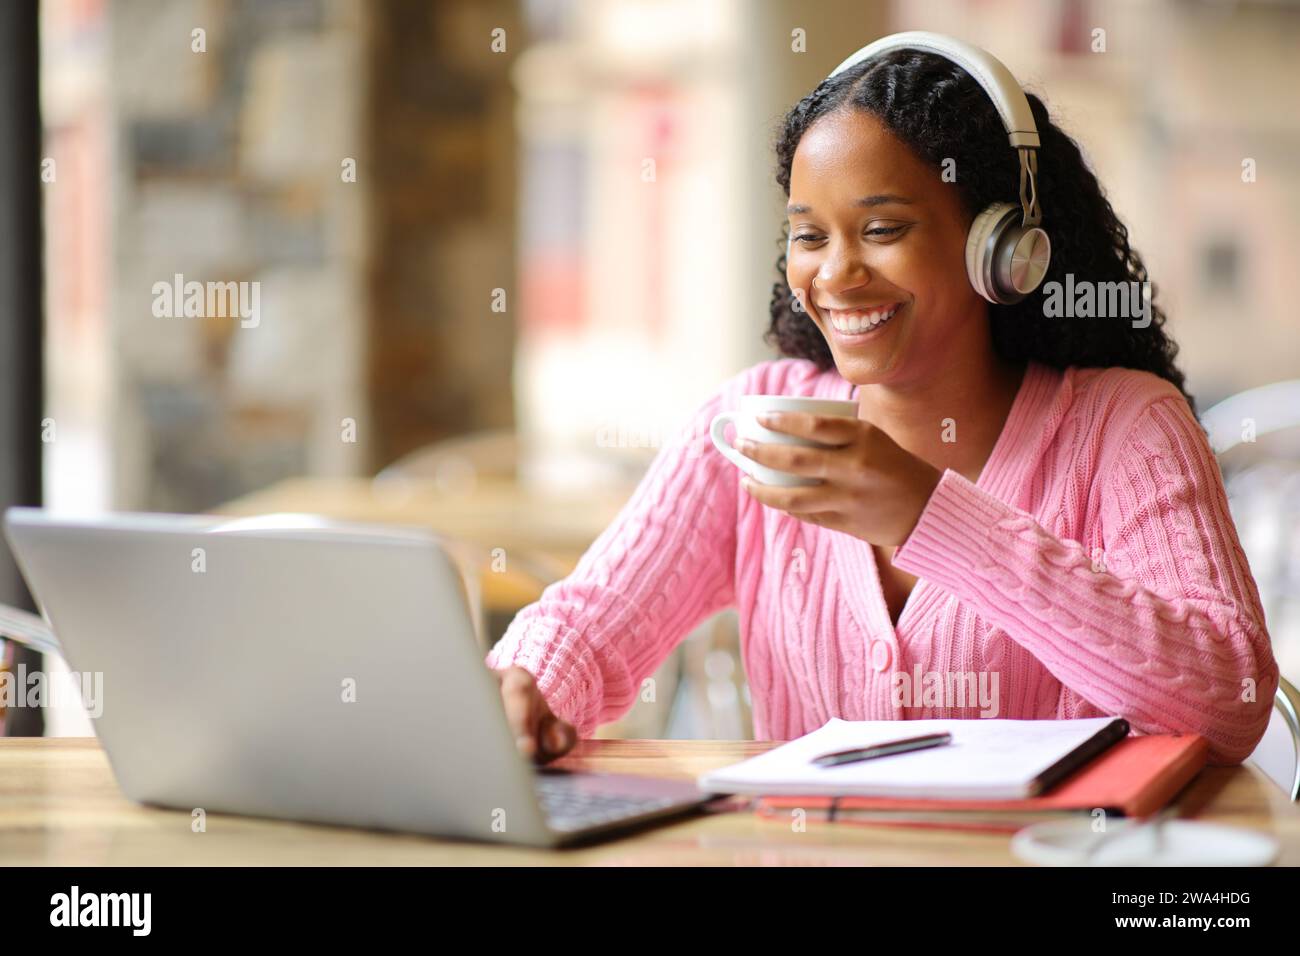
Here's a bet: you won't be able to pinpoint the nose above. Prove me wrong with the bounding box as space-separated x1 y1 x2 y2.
814 246 873 298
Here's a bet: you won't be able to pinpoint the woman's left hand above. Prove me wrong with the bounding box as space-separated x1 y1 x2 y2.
735 412 943 547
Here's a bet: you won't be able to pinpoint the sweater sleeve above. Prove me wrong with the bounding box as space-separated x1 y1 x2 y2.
890 396 1280 765
483 371 746 737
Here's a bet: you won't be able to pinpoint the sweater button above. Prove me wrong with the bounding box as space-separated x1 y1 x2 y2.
871 639 893 672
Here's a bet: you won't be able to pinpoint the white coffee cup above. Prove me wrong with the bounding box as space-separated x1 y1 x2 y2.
710 395 860 487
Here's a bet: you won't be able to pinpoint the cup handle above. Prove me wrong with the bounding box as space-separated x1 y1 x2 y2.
710 412 753 476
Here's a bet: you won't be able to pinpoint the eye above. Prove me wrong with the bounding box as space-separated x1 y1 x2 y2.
790 223 908 246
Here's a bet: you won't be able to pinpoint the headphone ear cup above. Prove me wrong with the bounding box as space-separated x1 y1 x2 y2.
965 202 1019 304
966 202 1052 305
1000 222 1051 301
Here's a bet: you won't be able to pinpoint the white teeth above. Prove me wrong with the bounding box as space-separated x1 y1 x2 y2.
829 306 898 334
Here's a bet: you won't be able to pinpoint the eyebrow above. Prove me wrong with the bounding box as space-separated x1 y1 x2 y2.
786 194 914 215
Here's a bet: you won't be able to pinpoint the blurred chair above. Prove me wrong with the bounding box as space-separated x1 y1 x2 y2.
375 428 547 650
373 426 754 740
1201 380 1300 459
1251 676 1300 801
665 611 752 740
595 612 751 741
375 427 520 487
1203 380 1300 797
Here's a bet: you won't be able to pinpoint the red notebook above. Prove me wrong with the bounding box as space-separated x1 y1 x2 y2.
755 733 1208 834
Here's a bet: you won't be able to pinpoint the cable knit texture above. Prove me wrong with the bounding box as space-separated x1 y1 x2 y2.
485 359 1279 766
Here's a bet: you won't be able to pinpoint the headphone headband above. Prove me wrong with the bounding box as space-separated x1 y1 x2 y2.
828 31 1040 150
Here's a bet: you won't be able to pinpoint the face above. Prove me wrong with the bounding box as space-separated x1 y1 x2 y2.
786 107 986 386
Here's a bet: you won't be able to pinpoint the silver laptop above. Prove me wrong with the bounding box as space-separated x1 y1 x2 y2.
2 507 716 847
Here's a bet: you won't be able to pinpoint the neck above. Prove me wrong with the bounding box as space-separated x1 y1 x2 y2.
856 348 1028 483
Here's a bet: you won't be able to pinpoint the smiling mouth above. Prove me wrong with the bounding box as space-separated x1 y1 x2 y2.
824 303 901 334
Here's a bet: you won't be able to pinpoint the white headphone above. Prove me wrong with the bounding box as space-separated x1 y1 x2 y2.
787 31 1050 306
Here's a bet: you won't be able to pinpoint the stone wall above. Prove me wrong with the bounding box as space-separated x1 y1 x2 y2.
110 0 369 510
104 0 520 509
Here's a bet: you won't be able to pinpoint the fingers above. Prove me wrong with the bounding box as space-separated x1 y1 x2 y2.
538 713 577 762
498 667 539 758
757 411 859 446
741 477 843 518
790 509 842 528
733 413 864 484
735 437 836 481
494 666 577 765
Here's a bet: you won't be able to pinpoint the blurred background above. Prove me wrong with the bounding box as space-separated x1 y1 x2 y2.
2 0 1298 739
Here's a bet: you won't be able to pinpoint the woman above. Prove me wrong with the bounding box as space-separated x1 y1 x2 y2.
488 41 1279 768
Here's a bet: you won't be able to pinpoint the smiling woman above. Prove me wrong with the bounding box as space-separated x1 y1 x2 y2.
768 42 1190 415
487 33 1279 769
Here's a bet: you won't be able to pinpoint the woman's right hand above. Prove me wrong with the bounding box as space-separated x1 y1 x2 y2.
492 665 577 764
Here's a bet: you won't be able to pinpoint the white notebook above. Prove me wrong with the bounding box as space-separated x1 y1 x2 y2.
697 717 1129 800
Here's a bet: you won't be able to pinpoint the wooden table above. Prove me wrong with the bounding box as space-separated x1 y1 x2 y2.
3 738 1298 866
214 476 634 615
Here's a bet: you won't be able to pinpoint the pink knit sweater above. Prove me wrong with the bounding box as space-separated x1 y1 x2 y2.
485 359 1280 765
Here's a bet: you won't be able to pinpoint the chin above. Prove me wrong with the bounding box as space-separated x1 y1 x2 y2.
829 349 899 386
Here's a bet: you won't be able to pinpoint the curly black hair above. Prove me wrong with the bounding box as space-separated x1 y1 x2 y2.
766 49 1197 416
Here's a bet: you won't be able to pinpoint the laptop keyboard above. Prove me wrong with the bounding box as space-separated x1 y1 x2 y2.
534 774 686 832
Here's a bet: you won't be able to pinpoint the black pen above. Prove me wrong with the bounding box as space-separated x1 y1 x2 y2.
811 732 952 767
